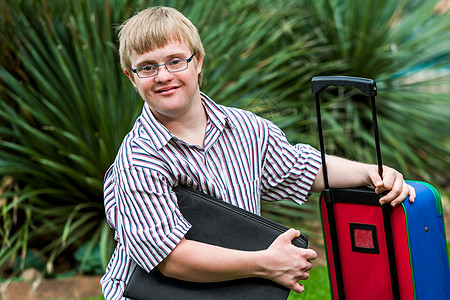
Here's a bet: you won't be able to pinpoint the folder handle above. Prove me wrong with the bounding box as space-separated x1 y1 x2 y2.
311 76 383 189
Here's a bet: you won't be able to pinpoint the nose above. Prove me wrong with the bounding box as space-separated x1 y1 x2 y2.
154 65 174 82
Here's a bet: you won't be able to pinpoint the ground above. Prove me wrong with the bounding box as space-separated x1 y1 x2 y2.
1 206 449 300
0 275 102 300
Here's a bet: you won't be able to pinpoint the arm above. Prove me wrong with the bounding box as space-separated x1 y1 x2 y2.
157 229 317 294
311 155 416 206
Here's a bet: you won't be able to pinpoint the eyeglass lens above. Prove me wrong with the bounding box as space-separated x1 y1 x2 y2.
137 58 188 78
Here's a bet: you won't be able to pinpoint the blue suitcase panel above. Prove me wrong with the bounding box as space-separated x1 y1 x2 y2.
404 181 450 299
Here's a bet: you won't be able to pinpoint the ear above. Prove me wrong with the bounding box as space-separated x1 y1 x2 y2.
124 69 137 88
195 55 204 75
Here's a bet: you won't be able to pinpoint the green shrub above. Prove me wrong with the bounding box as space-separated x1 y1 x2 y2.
0 0 448 276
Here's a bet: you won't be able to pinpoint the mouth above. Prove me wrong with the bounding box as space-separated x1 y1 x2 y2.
155 86 180 94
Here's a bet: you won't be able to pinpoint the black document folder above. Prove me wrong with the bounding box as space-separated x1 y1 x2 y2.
123 185 308 300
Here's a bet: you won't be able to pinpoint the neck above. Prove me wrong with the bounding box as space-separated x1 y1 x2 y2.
159 99 208 148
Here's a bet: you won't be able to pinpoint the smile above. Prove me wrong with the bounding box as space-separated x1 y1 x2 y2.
155 86 180 94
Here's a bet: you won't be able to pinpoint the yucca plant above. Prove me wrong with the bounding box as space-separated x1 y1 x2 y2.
0 0 143 273
1 0 448 278
0 0 326 275
202 0 450 244
296 0 450 185
205 0 449 189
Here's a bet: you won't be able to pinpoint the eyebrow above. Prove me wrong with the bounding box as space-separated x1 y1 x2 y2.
135 52 189 67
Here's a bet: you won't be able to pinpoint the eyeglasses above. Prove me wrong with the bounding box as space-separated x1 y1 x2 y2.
132 53 196 78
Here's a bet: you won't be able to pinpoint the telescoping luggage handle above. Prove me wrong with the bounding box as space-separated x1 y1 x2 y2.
312 76 400 300
311 76 383 190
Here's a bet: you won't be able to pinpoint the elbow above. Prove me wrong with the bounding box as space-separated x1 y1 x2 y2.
156 238 198 280
157 258 177 278
156 239 186 279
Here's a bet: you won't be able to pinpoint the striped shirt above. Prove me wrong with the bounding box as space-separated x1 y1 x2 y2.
101 92 322 299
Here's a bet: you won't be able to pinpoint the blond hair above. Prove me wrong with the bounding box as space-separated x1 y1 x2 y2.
118 6 205 84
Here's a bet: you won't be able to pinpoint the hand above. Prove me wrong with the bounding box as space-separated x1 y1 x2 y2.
262 228 317 293
368 165 416 207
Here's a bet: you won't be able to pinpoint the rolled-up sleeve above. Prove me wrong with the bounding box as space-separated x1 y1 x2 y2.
115 167 191 272
261 120 322 204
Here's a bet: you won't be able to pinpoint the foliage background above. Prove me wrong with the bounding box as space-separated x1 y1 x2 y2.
0 0 449 276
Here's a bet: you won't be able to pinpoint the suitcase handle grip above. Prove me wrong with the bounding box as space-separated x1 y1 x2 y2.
311 76 377 97
311 76 383 189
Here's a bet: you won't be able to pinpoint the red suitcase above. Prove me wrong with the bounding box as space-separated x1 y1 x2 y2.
311 76 450 300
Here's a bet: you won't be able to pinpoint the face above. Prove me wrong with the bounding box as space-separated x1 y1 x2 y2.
125 40 203 122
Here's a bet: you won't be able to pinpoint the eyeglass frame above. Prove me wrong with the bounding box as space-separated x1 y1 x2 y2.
131 53 196 78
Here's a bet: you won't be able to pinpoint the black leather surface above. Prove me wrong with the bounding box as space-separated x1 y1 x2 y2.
123 185 308 300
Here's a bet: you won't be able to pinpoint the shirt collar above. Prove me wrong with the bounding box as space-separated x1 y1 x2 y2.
139 92 235 150
200 92 236 131
139 104 172 150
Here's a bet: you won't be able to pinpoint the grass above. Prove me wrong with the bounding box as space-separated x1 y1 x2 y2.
289 265 331 299
71 242 450 300
65 297 103 300
71 267 332 300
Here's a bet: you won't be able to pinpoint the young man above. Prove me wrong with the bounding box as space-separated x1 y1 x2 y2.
101 6 415 299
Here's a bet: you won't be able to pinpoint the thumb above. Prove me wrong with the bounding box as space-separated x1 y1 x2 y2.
270 228 301 250
368 167 384 190
280 228 301 242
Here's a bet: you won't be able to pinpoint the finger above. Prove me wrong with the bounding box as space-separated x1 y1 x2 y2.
299 270 311 281
284 228 301 240
275 228 300 245
408 184 416 203
370 168 393 195
381 181 409 207
303 248 318 261
378 167 399 192
291 282 305 294
391 188 409 207
302 260 314 273
378 168 405 202
298 255 314 273
393 183 416 206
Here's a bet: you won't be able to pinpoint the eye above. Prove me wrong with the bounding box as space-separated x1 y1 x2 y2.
168 59 182 66
141 65 156 71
